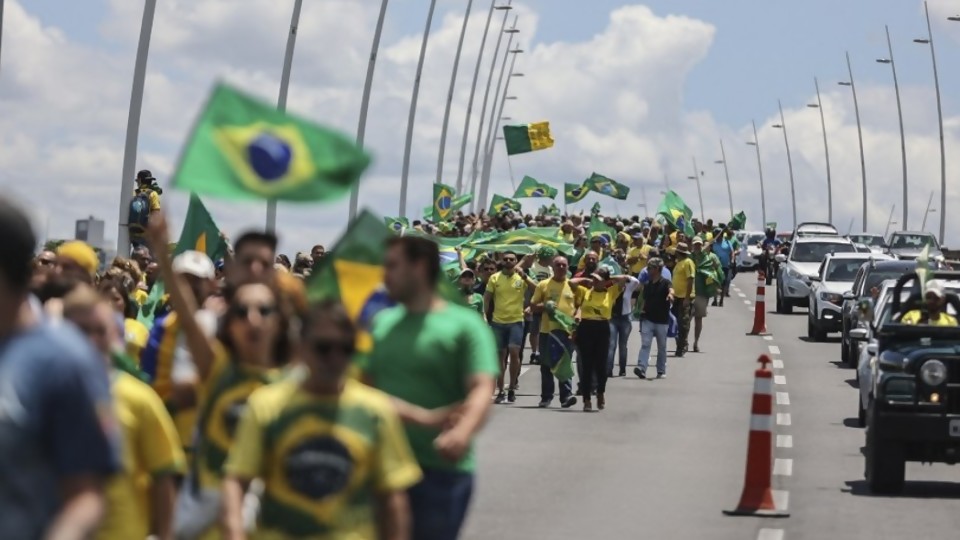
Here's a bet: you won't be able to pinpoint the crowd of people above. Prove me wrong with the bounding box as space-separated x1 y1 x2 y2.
0 187 748 539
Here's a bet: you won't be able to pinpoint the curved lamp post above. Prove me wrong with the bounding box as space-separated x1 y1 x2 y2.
772 99 797 229
435 0 475 188
714 139 734 218
807 77 833 223
746 120 767 227
876 25 908 231
839 51 868 233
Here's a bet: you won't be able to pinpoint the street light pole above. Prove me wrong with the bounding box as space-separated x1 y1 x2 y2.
877 25 908 230
348 0 390 220
808 77 833 223
436 0 475 188
478 50 522 210
116 0 157 254
479 21 522 194
772 99 797 229
399 0 439 218
915 1 949 243
840 51 868 232
688 157 704 222
746 120 767 227
921 190 936 231
884 204 897 238
716 139 734 218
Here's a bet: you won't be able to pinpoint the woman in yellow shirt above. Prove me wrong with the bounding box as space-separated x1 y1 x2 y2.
576 268 634 412
98 278 150 362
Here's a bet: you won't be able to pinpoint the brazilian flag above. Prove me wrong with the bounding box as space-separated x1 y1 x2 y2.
172 83 371 201
423 192 471 221
565 182 589 204
591 201 601 217
513 176 558 199
432 183 456 222
656 190 695 236
729 211 747 231
383 217 410 233
489 194 522 215
584 172 630 200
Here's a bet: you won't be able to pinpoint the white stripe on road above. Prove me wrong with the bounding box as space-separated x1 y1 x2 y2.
773 458 793 476
772 359 784 369
776 434 793 448
773 490 790 512
776 392 790 405
777 413 792 426
768 345 781 355
774 375 787 385
745 300 752 305
763 335 774 341
758 529 784 540
738 292 747 298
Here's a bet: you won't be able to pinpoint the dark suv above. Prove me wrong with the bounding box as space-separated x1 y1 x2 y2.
840 260 916 365
854 271 960 494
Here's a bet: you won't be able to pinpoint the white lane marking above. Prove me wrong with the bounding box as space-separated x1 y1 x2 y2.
763 335 774 341
773 458 793 476
776 392 790 405
738 292 747 298
772 490 790 511
772 359 784 369
777 413 792 426
774 375 787 385
745 300 752 305
776 434 793 448
520 367 530 377
758 529 784 540
768 345 781 355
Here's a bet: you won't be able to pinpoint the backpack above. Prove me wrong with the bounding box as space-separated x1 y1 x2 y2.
128 191 152 234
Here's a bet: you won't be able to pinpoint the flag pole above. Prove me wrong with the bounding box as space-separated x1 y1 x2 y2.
505 152 517 192
116 0 157 255
266 0 304 233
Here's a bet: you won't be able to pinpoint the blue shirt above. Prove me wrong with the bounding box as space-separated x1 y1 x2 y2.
761 238 782 250
0 321 120 539
713 238 734 268
639 267 672 284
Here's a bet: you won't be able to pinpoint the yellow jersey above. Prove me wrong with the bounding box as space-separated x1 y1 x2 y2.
531 279 579 333
627 244 652 274
225 379 422 540
487 270 528 324
97 372 185 540
123 318 149 364
901 310 958 326
672 258 696 299
578 284 622 321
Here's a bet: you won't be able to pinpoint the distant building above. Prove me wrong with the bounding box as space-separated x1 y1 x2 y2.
75 216 105 246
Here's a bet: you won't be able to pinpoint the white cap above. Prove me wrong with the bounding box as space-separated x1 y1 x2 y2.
172 250 215 280
925 279 946 299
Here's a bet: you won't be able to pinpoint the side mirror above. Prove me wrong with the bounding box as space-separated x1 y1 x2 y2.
809 275 821 282
849 328 869 341
775 254 787 263
842 291 856 301
867 342 878 356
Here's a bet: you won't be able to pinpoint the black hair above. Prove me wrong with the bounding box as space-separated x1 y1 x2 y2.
0 197 37 292
300 300 356 343
217 279 292 368
385 236 441 286
234 231 279 256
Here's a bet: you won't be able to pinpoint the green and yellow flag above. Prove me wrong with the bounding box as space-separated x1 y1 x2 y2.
384 217 410 234
565 182 589 204
514 176 558 199
173 83 371 201
584 172 630 200
489 194 522 215
656 190 695 236
503 121 554 155
432 183 456 222
423 192 472 221
729 211 747 231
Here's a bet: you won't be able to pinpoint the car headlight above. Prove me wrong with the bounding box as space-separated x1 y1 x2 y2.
819 292 843 305
785 267 803 280
920 359 947 386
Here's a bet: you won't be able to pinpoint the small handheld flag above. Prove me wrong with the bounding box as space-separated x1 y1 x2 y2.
584 173 630 200
564 182 589 204
432 183 456 222
503 122 554 156
514 176 558 199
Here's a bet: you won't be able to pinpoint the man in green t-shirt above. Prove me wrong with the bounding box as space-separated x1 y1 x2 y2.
690 237 723 353
458 268 485 314
367 236 499 540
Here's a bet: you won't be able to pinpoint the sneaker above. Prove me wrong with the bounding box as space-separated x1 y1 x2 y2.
507 389 517 403
530 353 541 365
494 392 506 404
656 373 666 380
618 368 626 377
597 394 606 410
633 367 647 379
583 399 593 412
561 396 578 409
711 299 719 307
675 350 685 358
538 399 551 408
693 343 700 353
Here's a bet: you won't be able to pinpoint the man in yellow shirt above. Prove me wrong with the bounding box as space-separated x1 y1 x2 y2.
530 255 582 409
671 243 696 357
626 233 652 275
484 252 536 403
901 280 959 326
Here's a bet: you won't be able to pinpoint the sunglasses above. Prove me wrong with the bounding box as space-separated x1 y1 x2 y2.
229 304 278 320
37 258 55 266
311 340 355 357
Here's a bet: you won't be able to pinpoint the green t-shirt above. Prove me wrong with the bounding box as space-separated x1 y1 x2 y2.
691 251 723 297
367 303 500 472
465 292 484 314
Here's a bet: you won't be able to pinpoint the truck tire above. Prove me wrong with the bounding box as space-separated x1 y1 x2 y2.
865 405 905 494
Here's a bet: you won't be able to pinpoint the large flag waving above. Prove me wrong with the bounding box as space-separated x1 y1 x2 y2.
729 211 747 231
656 190 695 236
565 182 589 204
432 183 456 222
173 83 371 201
489 194 522 215
584 172 630 200
513 176 558 199
503 121 554 155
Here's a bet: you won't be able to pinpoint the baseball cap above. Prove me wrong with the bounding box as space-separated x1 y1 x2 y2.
136 169 155 182
692 237 704 246
631 232 644 239
925 280 946 299
58 241 99 277
647 257 665 269
172 250 215 279
460 268 476 278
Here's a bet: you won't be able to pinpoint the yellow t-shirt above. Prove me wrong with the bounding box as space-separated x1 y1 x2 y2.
97 372 186 540
672 258 696 299
487 271 528 324
531 279 579 333
132 289 149 307
627 244 652 274
901 310 958 326
123 318 149 364
579 284 622 321
225 379 423 540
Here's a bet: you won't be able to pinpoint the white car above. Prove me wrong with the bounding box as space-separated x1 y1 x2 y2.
776 236 857 313
736 231 766 271
807 253 892 341
793 222 840 239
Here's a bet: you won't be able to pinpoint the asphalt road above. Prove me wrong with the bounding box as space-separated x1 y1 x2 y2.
461 273 960 540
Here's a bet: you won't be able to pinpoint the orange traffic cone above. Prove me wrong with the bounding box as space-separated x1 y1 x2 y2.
723 355 789 517
747 269 769 336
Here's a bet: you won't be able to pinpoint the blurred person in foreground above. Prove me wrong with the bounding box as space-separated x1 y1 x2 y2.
366 236 499 540
0 197 120 540
223 301 421 540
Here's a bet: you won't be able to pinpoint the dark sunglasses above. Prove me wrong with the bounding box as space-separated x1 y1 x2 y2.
229 304 277 319
311 340 355 357
37 258 55 266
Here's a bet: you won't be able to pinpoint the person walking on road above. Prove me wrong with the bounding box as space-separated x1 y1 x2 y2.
484 252 536 404
530 256 581 409
578 267 635 410
671 243 696 357
607 270 641 377
710 228 736 307
369 236 500 540
635 258 674 379
690 237 723 352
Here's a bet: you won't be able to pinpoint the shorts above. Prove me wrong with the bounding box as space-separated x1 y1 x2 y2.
693 296 710 318
490 322 524 350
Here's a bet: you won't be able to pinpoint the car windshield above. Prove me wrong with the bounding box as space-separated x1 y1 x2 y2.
747 234 764 245
849 235 885 247
826 258 871 281
890 233 937 250
878 288 959 323
791 242 855 263
865 270 911 292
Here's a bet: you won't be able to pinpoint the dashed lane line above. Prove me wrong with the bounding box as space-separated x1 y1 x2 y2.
772 359 784 369
776 434 793 448
758 529 784 540
772 490 790 511
763 335 774 341
776 392 790 405
777 413 792 426
774 375 787 385
773 458 794 476
768 345 781 355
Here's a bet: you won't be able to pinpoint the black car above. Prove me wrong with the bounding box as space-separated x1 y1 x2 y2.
853 270 960 494
840 259 916 366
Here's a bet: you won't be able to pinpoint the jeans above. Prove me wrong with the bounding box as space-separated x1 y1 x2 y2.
721 266 732 294
577 320 610 398
490 322 524 350
607 314 632 372
637 319 669 375
540 333 573 402
409 468 475 540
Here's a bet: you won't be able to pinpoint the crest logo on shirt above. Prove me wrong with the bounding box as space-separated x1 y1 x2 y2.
284 436 355 500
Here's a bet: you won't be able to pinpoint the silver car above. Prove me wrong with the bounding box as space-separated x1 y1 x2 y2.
776 236 857 313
